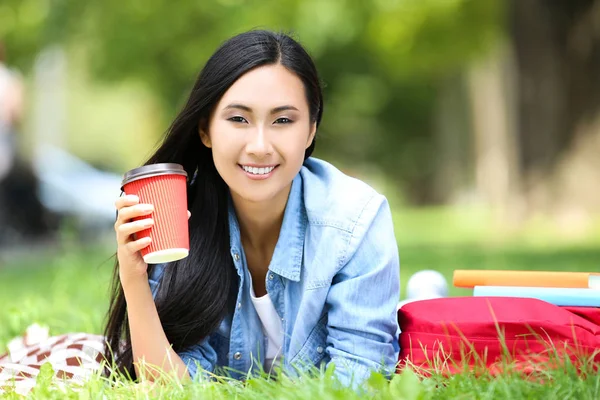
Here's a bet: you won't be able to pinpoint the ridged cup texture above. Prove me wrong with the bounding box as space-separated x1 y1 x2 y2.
123 174 189 260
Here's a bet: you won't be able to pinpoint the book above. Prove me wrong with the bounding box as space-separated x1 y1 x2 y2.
453 270 600 289
590 274 600 289
473 285 600 307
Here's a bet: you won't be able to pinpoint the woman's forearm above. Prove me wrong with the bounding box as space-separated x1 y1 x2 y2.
123 276 189 381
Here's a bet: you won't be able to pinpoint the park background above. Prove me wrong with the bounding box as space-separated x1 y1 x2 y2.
0 0 599 378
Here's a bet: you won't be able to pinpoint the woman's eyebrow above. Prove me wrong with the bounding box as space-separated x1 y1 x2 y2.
223 104 299 114
224 103 252 112
270 105 299 114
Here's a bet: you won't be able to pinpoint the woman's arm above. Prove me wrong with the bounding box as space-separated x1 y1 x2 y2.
147 264 218 379
115 196 215 381
123 276 190 381
325 194 401 388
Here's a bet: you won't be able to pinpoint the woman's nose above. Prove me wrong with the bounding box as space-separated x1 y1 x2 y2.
246 127 273 157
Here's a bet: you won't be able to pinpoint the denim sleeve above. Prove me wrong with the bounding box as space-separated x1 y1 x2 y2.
325 194 401 389
147 263 217 380
148 264 166 299
178 339 217 380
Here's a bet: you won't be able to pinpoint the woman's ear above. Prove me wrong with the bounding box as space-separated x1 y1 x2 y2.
306 122 317 149
199 126 212 148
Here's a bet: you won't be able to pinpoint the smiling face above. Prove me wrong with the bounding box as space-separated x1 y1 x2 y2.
200 64 316 206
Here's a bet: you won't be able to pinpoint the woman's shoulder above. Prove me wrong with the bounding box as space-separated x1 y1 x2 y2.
299 158 386 233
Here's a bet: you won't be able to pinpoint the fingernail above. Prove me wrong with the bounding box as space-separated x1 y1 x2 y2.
142 219 154 226
140 204 154 212
126 195 139 202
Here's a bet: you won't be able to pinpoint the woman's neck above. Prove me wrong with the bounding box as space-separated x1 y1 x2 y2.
231 184 291 259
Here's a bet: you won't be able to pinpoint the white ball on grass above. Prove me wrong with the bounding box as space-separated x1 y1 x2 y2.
406 269 448 300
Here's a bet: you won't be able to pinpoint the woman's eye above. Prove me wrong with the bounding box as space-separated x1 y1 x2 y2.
274 117 293 124
228 116 248 124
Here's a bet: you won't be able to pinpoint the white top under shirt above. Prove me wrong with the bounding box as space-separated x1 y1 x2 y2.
248 273 283 372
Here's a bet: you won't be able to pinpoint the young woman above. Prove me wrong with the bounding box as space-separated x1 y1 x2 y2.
0 30 400 394
106 29 400 388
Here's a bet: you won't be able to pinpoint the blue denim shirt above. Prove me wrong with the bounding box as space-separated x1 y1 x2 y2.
149 157 400 388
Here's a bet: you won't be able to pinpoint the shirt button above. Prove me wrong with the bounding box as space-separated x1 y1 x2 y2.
237 302 242 309
316 346 324 354
233 253 240 261
269 274 274 280
233 352 242 360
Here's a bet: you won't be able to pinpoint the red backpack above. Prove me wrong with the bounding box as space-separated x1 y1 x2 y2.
397 297 600 376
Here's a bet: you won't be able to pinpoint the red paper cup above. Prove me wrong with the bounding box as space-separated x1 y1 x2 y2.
121 163 189 264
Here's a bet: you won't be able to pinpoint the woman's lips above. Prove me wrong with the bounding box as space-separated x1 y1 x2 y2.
238 164 278 180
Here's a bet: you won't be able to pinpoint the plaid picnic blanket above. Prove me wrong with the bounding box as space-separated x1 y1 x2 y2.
0 332 106 396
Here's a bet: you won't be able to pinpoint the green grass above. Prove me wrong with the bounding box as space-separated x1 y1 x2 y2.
1 207 599 398
0 243 114 349
2 358 600 399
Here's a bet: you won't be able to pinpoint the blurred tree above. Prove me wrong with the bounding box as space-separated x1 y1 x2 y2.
511 0 600 178
461 0 600 223
510 0 600 208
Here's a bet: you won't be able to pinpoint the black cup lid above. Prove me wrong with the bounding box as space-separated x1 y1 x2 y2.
121 163 188 188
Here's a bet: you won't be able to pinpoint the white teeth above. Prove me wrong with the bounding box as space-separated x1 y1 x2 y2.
242 165 275 175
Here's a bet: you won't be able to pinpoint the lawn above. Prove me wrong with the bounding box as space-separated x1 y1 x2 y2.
1 207 599 398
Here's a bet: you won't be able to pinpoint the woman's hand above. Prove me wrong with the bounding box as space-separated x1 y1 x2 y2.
114 195 155 289
115 195 192 290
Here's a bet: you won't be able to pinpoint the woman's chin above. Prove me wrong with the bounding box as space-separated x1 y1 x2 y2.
232 190 277 205
229 182 292 207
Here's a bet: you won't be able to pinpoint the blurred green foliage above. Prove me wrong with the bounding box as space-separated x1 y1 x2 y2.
1 0 503 201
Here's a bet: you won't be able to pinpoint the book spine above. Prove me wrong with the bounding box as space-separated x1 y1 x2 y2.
473 286 600 307
453 270 593 288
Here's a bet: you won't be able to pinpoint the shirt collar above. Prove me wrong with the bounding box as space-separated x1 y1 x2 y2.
228 173 306 282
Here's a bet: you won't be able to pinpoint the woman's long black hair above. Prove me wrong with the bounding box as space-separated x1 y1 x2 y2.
103 30 323 379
